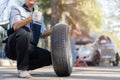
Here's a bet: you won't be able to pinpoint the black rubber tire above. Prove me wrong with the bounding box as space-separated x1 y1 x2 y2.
113 53 119 66
92 51 100 66
51 23 72 77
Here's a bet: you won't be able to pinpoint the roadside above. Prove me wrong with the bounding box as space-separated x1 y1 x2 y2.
0 64 120 80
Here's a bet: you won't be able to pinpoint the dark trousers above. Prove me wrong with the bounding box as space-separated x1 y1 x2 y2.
6 27 52 70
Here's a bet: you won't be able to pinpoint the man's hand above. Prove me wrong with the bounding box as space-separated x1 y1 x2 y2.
41 28 53 38
32 10 42 21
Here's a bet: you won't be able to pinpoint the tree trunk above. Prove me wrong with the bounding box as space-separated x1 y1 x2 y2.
50 0 61 27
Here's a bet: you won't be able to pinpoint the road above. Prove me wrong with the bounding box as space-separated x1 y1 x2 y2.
0 64 120 80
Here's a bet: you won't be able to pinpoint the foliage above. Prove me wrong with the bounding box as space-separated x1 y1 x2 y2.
37 0 104 32
62 0 104 32
37 0 51 25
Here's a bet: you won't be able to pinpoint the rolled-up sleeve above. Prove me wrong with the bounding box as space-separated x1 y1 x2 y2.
9 7 21 27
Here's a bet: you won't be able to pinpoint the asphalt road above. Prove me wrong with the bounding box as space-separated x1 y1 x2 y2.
0 63 120 80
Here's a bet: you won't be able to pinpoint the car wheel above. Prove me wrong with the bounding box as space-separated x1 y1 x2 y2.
92 51 100 66
113 53 119 66
51 23 73 77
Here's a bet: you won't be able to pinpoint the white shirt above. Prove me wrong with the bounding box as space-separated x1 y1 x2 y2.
9 4 46 35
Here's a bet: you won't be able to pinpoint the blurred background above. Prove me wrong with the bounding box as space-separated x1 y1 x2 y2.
0 0 120 59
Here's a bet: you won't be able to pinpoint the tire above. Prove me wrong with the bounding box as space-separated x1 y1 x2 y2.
92 51 100 66
113 53 119 66
51 23 73 77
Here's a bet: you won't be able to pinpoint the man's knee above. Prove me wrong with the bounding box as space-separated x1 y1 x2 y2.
16 28 31 39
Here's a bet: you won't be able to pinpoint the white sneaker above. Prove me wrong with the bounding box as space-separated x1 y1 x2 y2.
18 70 32 78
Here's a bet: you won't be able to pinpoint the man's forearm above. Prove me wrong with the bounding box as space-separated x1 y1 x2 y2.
41 28 53 38
13 16 32 31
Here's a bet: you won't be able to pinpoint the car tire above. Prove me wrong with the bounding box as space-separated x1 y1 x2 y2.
113 53 119 66
51 23 73 77
92 51 100 66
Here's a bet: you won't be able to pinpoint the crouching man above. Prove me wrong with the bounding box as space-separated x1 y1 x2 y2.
5 0 52 78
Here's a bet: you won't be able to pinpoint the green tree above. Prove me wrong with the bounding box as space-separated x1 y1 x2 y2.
15 0 104 32
61 0 104 32
37 0 51 25
37 0 104 32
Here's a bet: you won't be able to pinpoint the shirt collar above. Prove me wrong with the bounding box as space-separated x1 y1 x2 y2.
22 4 34 12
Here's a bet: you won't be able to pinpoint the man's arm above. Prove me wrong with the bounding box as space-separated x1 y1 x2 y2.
10 6 33 31
73 29 82 36
13 16 32 31
80 30 94 40
41 28 53 38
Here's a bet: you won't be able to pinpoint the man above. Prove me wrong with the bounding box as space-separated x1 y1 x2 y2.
70 25 82 63
70 24 93 64
5 0 52 78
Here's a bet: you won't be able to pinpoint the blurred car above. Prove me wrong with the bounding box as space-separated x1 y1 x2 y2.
76 34 119 66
